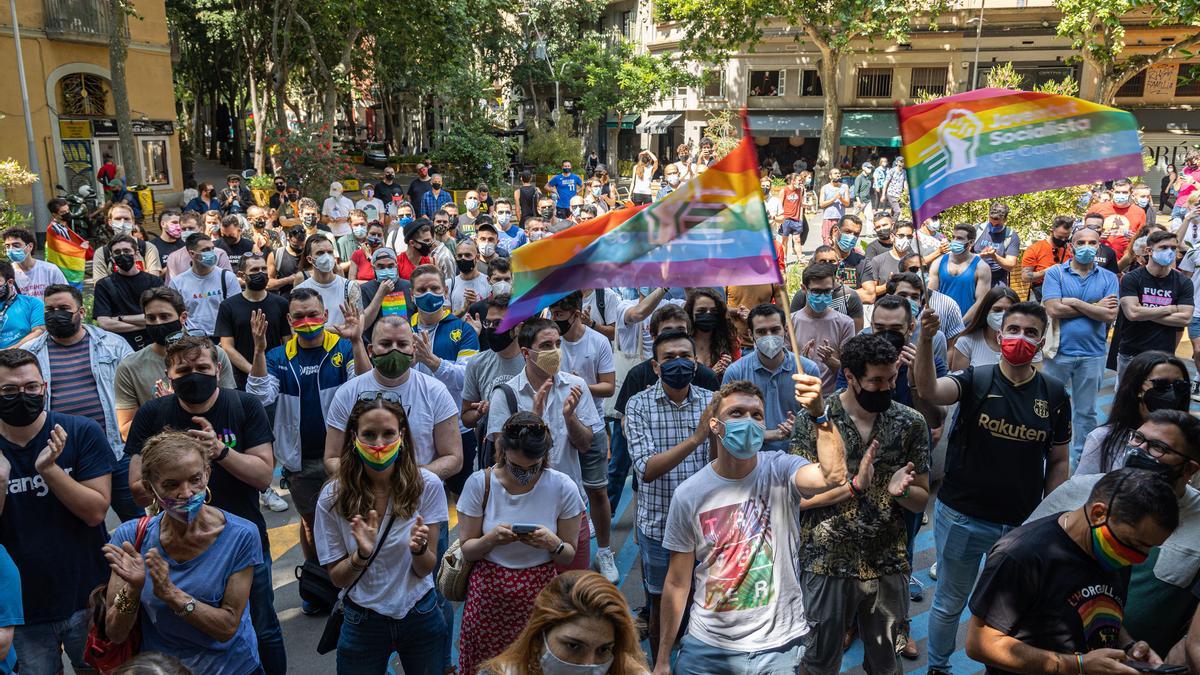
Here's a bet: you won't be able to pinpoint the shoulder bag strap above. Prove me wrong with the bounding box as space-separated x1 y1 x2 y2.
482 467 492 512
343 511 398 597
133 514 152 550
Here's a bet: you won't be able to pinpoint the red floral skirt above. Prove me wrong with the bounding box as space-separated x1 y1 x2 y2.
457 559 558 675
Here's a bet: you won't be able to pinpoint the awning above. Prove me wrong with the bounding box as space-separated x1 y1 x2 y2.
606 113 640 130
840 110 900 147
636 113 682 134
746 111 822 137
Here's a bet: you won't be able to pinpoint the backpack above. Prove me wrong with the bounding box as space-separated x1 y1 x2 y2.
946 365 1068 472
474 382 518 471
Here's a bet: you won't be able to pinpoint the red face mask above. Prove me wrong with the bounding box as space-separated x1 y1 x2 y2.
999 334 1040 366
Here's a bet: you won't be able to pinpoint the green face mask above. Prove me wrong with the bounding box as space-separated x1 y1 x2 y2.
371 349 414 379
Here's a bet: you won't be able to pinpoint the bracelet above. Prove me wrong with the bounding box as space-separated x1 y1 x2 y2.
413 541 428 556
349 551 367 571
847 477 864 498
115 586 139 615
1076 652 1085 675
809 405 830 426
552 540 566 557
214 443 230 462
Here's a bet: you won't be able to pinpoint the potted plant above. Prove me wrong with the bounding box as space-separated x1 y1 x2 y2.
247 174 275 207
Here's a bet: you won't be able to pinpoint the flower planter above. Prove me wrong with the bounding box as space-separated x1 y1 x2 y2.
251 188 271 207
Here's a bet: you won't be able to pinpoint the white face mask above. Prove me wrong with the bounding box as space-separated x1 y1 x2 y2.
478 241 496 257
666 174 680 186
987 310 1005 332
465 198 479 211
894 236 912 251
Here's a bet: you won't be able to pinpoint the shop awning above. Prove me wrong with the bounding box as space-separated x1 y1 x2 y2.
840 110 901 147
606 113 640 130
746 111 822 137
636 113 682 134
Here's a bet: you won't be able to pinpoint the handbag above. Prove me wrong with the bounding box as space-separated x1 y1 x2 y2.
295 559 339 612
84 515 152 673
437 468 492 602
317 512 398 655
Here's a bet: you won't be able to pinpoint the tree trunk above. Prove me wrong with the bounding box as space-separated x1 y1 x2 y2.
247 65 267 173
192 94 204 158
208 90 218 159
107 0 140 184
525 76 541 130
817 47 842 183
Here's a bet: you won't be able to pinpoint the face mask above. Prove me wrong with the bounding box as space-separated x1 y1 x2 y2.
1091 517 1147 570
927 218 941 231
275 183 286 192
153 486 206 524
531 347 561 376
592 186 603 196
6 248 26 264
667 175 680 187
352 226 367 239
491 280 511 297
876 229 893 241
808 292 833 313
113 253 136 272
539 207 554 219
1124 446 1184 482
990 222 1006 233
721 418 765 459
509 462 540 486
879 329 907 353
529 230 548 242
383 174 395 182
239 271 268 292
540 635 612 675
853 380 894 414
986 310 1005 332
837 233 858 251
111 222 134 236
313 252 335 273
1142 381 1190 413
907 298 922 318
431 182 443 190
146 320 182 346
354 436 402 471
486 326 515 351
465 198 479 210
398 215 414 229
554 317 575 336
1152 248 1176 267
44 309 80 339
1136 197 1150 208
570 206 582 218
171 372 218 405
658 357 696 389
375 266 397 281
999 334 1040 366
755 334 786 360
197 250 217 268
165 222 183 238
894 236 911 251
302 214 317 227
561 167 571 175
413 241 433 256
1074 245 1097 264
414 291 445 313
290 316 324 337
0 391 44 426
366 235 383 247
371 349 414 379
478 242 497 257
1113 193 1131 206
693 313 718 333
253 219 267 229
363 190 374 199
949 240 967 254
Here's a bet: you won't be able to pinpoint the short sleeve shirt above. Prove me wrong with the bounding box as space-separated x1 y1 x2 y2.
326 370 458 466
92 272 164 350
0 544 22 673
1118 266 1194 355
456 468 583 568
0 294 44 348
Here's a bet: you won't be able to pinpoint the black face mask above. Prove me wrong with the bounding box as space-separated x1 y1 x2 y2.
44 310 81 340
246 272 269 291
0 283 9 302
413 241 433 256
431 182 443 190
171 372 218 405
694 312 719 333
456 259 475 275
1124 447 1184 482
854 382 894 414
1143 382 1190 413
146 320 183 346
555 318 574 335
486 326 515 351
538 207 554 219
275 184 286 192
113 253 136 272
880 329 908 353
0 392 44 427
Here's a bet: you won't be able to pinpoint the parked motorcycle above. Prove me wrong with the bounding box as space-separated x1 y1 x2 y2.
54 183 108 245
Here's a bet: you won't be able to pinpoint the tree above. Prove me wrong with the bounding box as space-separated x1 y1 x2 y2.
561 36 694 129
1055 0 1200 104
107 0 140 183
656 0 949 179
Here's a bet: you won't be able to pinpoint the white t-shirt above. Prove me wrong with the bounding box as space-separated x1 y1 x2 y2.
323 195 357 236
295 275 362 326
457 467 584 569
1179 249 1200 318
954 330 1042 367
13 259 67 298
583 288 625 328
355 198 385 224
561 327 615 420
327 370 458 465
314 469 448 619
663 451 811 651
168 267 240 336
449 274 492 313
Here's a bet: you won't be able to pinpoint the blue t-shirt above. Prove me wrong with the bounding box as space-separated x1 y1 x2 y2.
0 294 45 348
722 351 822 453
547 173 583 209
1041 262 1120 358
0 412 113 623
0 545 22 674
110 512 262 675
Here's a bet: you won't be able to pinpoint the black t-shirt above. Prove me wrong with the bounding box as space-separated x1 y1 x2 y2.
970 515 1130 675
214 293 292 389
374 180 403 205
92 271 165 350
153 235 185 267
1118 265 1194 355
360 278 413 343
125 390 275 552
615 358 721 415
836 251 872 290
215 236 257 269
1094 243 1121 275
0 412 114 623
942 365 1072 526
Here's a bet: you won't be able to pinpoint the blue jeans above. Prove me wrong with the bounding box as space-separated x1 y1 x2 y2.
674 633 805 675
638 528 671 596
337 591 447 674
927 500 1014 671
1041 353 1105 468
250 557 287 675
607 418 632 511
111 454 144 522
12 607 91 673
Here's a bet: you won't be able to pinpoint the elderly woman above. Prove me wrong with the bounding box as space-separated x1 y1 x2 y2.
102 432 261 675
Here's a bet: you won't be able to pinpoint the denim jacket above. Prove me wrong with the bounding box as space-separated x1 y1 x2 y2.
26 324 133 458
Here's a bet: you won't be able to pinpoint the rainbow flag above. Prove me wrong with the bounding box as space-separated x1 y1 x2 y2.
381 291 407 319
45 223 87 289
498 127 780 332
898 88 1144 223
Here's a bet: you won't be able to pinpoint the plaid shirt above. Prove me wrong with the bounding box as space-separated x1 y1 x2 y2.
419 189 453 218
625 382 712 540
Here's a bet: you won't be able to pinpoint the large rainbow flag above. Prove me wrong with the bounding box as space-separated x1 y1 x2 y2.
898 88 1144 223
45 223 87 289
498 129 780 331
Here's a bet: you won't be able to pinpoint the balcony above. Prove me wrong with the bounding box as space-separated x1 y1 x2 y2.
43 0 128 44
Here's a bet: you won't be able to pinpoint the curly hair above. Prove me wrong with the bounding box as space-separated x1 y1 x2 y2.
684 288 737 367
335 397 423 520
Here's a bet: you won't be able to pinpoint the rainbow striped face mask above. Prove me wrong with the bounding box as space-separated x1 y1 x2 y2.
354 436 401 471
1091 521 1148 570
291 317 325 336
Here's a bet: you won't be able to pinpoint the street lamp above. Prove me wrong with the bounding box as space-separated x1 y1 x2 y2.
8 0 50 231
517 11 562 124
968 0 987 90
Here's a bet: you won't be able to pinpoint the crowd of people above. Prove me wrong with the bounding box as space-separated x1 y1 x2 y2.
0 146 1198 675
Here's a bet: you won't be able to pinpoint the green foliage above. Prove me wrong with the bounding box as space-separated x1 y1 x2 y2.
561 37 694 118
524 120 583 176
247 174 276 189
702 110 743 162
429 117 512 189
983 62 1080 96
0 159 38 231
270 121 357 196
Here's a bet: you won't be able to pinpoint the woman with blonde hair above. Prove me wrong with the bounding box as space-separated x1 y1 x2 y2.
482 570 649 675
314 393 448 674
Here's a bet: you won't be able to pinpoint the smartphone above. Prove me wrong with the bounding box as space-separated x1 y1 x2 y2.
511 523 538 535
1123 662 1186 674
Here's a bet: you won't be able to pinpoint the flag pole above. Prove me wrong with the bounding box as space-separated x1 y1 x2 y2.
777 285 804 359
893 99 932 289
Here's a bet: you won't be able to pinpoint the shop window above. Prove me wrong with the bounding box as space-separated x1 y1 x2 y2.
1177 65 1200 97
140 139 170 185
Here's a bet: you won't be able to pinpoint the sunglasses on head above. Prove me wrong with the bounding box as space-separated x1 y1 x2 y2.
358 390 402 405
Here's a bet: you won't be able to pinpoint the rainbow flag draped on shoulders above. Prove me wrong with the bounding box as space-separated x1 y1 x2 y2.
499 127 780 332
898 88 1144 223
45 223 88 289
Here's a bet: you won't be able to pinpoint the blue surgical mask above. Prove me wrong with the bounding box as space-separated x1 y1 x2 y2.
414 291 445 313
1073 245 1097 264
198 250 218 268
398 215 414 228
721 418 765 459
907 298 922 317
949 240 967 255
808 292 833 313
1136 197 1150 208
1113 193 1131 206
376 267 397 281
837 233 858 251
153 486 206 524
5 248 26 264
658 357 696 389
1152 248 1176 267
352 225 367 238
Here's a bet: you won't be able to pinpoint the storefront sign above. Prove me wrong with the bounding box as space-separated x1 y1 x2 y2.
91 118 176 136
1141 131 1200 194
58 120 92 139
61 139 95 193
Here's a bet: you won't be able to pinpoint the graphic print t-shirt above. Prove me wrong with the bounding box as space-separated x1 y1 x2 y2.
662 451 810 651
970 515 1129 675
1118 266 1194 355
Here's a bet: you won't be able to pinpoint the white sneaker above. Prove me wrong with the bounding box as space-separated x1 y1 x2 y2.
595 548 619 584
589 515 597 539
260 487 288 512
929 562 938 580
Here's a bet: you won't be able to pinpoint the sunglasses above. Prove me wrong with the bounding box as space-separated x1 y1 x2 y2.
1148 378 1189 398
358 390 402 405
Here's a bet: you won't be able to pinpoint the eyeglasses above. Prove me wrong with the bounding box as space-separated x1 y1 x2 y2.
1130 429 1182 460
0 382 44 398
358 390 401 405
904 267 922 273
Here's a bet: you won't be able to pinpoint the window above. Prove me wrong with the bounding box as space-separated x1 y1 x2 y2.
857 68 893 98
140 138 170 185
703 69 725 98
801 69 824 96
621 11 632 39
749 70 785 97
910 67 948 97
1177 65 1200 97
1116 70 1146 97
1008 64 1078 90
58 73 109 116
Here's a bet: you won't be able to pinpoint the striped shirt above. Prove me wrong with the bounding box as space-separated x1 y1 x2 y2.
47 335 104 427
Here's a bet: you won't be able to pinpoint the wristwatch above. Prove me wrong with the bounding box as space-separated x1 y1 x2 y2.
175 596 197 617
809 405 830 425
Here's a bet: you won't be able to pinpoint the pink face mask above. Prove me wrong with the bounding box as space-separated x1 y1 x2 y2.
165 222 182 238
